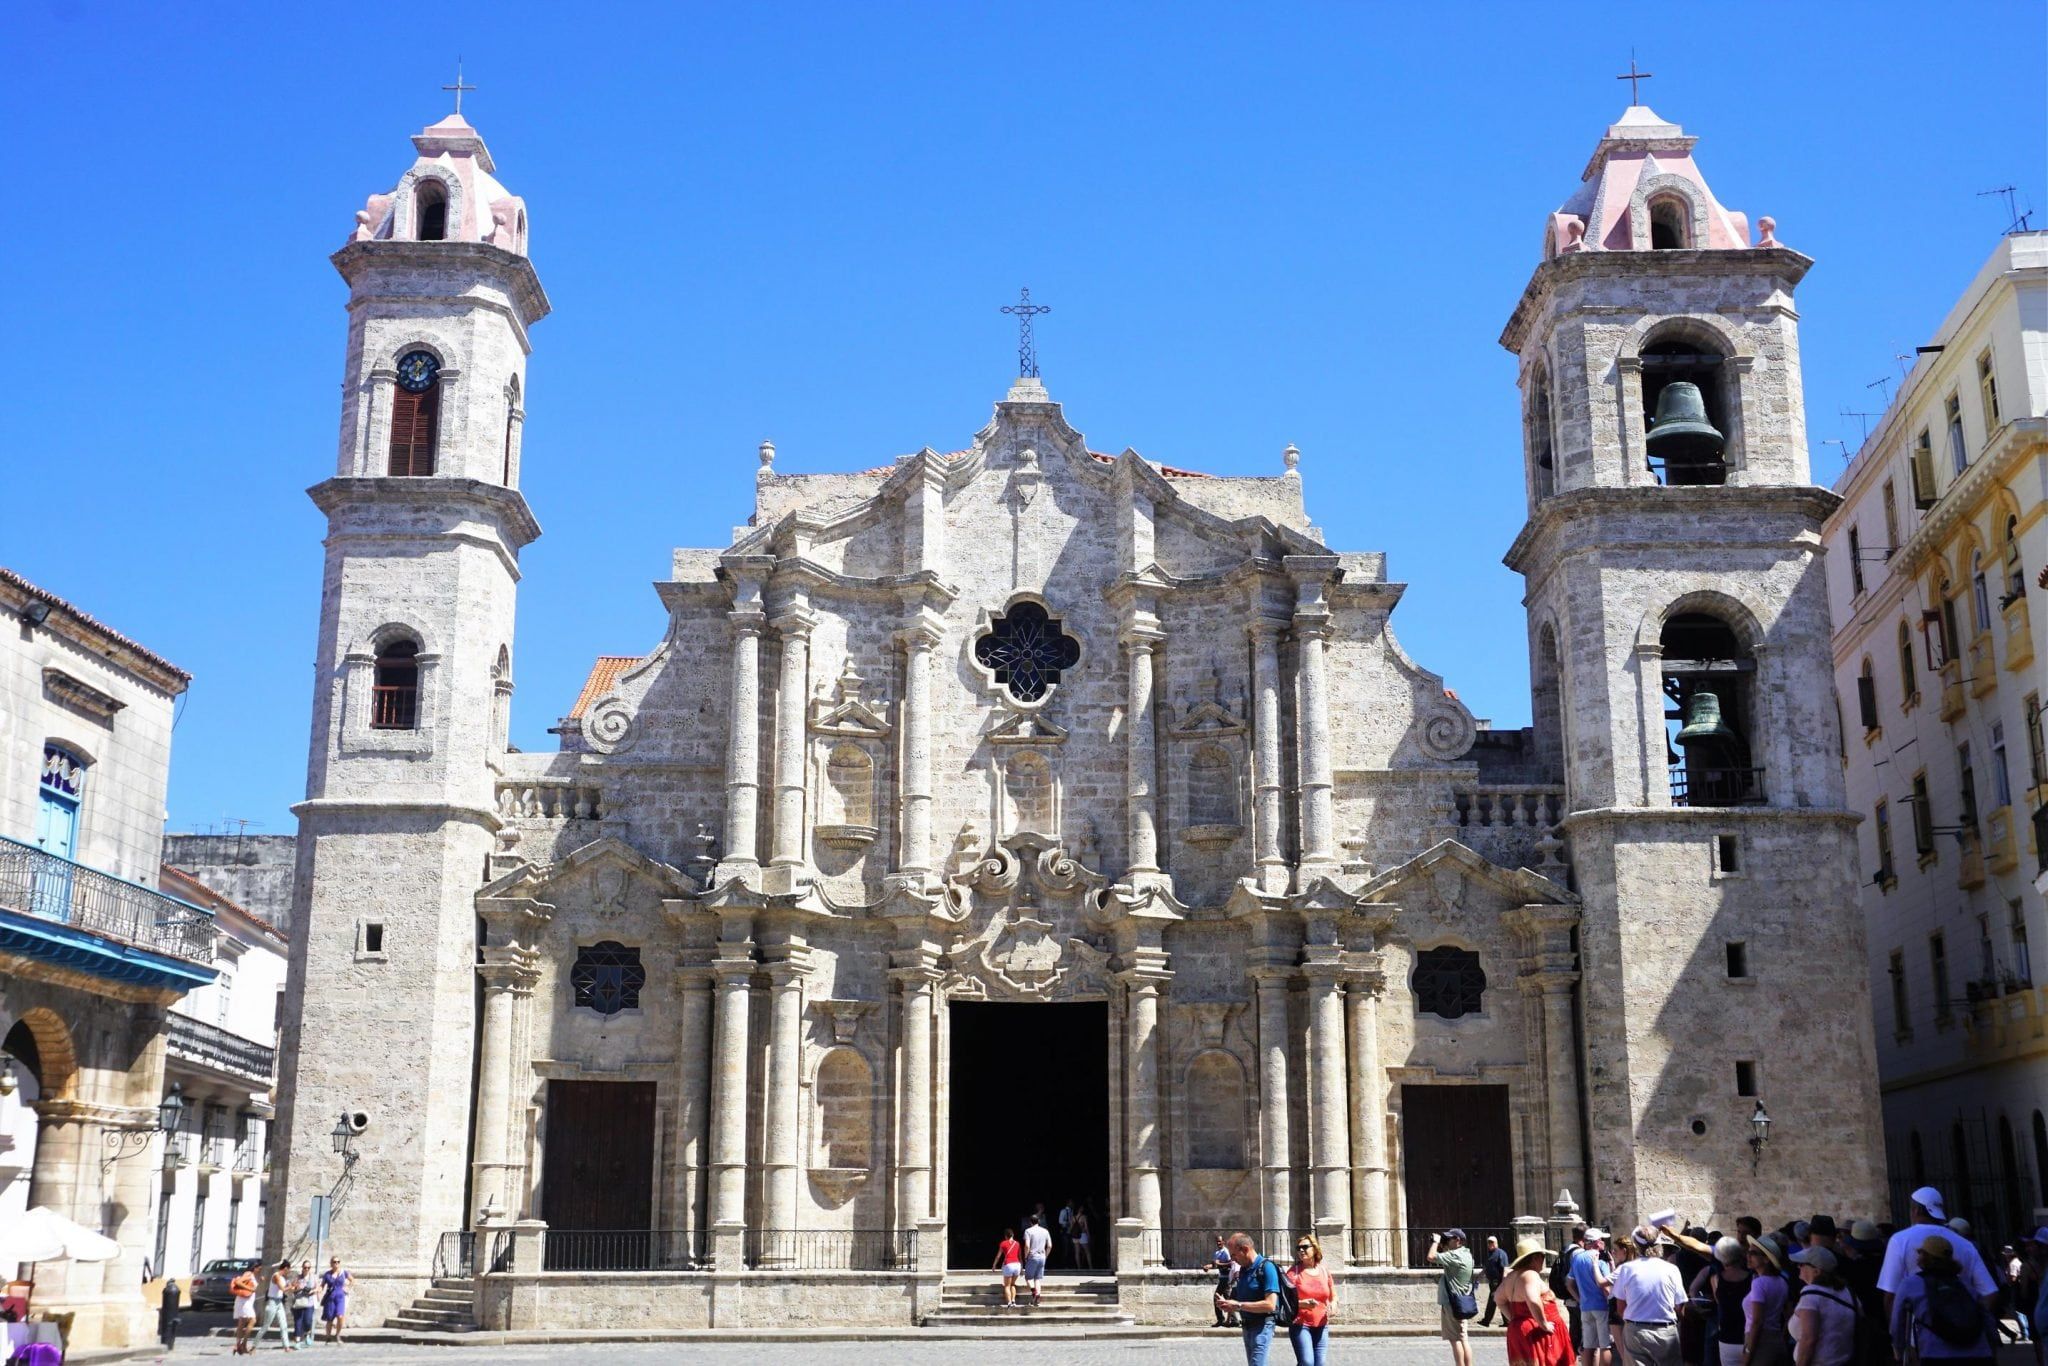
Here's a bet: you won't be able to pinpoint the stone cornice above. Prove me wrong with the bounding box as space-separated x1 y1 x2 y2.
1893 416 2046 576
293 797 502 831
1503 484 1839 574
1560 806 1860 829
1499 246 1811 354
309 475 542 553
332 239 551 328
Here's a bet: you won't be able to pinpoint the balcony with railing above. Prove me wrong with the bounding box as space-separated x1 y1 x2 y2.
167 1011 275 1085
0 834 216 985
1668 766 1768 808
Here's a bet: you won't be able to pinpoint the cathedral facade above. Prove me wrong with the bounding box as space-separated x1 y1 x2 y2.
271 104 1887 1327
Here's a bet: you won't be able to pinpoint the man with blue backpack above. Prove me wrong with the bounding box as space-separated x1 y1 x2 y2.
1216 1231 1292 1365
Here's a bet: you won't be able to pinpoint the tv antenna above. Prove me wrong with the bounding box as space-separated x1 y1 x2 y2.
1865 375 1892 404
1839 407 1880 441
1978 185 2035 235
1821 438 1852 466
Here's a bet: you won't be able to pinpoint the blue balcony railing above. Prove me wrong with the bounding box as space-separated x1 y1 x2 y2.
0 834 216 963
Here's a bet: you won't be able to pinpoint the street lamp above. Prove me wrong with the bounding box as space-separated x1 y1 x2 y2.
103 1082 187 1170
331 1111 364 1167
1747 1100 1771 1171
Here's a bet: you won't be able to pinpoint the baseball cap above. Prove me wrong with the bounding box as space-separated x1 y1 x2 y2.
2031 1226 2048 1246
1442 1228 1466 1242
1583 1227 1609 1242
1791 1246 1838 1273
1909 1186 1946 1219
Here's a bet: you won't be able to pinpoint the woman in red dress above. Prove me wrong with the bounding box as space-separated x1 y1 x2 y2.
1498 1236 1574 1366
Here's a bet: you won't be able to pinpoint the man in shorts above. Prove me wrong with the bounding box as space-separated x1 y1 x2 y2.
1569 1228 1614 1366
1021 1216 1052 1306
1428 1228 1477 1366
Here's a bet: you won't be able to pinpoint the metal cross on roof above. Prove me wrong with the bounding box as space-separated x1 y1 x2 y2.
1616 53 1654 104
443 59 476 116
1001 287 1052 379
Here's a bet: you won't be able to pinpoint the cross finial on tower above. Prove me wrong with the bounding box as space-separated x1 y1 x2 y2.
443 58 477 116
1615 51 1654 104
1001 287 1052 379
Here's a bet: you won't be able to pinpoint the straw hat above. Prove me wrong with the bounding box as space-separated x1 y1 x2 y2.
1510 1237 1550 1272
1747 1235 1785 1272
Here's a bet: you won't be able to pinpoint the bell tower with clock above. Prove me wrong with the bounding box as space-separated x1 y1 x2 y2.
269 108 550 1309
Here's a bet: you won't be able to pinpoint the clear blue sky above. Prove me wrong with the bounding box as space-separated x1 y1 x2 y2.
2 2 2041 837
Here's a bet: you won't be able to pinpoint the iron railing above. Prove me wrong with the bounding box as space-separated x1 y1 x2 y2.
0 834 216 961
742 1228 916 1270
168 1012 275 1082
543 1229 709 1272
1154 1229 1300 1271
1669 766 1767 808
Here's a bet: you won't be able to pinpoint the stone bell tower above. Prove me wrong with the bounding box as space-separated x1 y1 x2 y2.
1500 105 1884 1221
269 109 547 1320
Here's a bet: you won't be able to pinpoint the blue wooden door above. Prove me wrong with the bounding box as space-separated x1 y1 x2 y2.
33 747 83 920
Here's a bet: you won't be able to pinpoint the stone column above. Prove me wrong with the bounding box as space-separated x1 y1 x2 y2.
893 963 939 1228
721 589 769 877
1304 962 1353 1238
1294 611 1338 884
769 607 815 873
1532 970 1586 1208
677 967 714 1255
707 947 755 1243
761 955 809 1257
1123 630 1163 876
27 1097 134 1339
1121 971 1167 1262
895 620 941 881
361 368 396 476
1347 967 1390 1262
1253 967 1293 1233
1249 618 1289 891
471 952 536 1223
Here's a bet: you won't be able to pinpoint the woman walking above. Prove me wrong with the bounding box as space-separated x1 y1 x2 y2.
1499 1236 1573 1366
993 1228 1024 1308
290 1261 317 1347
1071 1205 1093 1270
319 1256 353 1344
1286 1233 1336 1365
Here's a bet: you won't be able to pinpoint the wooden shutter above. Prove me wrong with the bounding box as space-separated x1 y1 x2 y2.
1857 674 1879 731
387 384 440 477
1910 437 1937 509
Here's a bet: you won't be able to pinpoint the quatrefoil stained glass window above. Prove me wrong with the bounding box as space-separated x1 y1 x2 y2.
975 601 1081 703
570 941 645 1017
1412 946 1487 1020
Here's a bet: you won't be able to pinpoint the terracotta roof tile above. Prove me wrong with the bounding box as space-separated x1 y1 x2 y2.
568 655 639 719
1 566 191 686
157 863 286 943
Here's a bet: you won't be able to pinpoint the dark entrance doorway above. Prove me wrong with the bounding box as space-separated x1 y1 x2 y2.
1400 1083 1514 1266
947 1001 1109 1268
541 1079 656 1268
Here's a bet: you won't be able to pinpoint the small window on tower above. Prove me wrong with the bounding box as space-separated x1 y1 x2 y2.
371 638 420 729
416 180 448 241
1641 338 1727 487
388 351 441 476
1725 941 1750 979
1648 196 1689 249
1734 1060 1758 1097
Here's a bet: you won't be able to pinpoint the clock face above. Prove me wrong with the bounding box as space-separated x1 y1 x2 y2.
396 351 440 393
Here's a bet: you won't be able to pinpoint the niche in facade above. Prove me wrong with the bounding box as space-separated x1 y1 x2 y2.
1185 1050 1248 1169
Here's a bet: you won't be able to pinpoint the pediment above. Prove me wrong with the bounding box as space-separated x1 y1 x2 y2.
480 836 695 910
986 708 1069 745
1355 840 1576 912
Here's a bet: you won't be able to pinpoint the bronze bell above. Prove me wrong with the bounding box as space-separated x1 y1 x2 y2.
1645 382 1725 466
1674 689 1739 751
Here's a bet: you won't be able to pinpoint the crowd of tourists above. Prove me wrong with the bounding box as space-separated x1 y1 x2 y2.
225 1257 352 1354
987 1199 1099 1307
1195 1184 2043 1366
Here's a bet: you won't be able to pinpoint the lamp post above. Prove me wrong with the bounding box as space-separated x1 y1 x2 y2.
103 1082 187 1170
331 1113 361 1168
1747 1100 1771 1172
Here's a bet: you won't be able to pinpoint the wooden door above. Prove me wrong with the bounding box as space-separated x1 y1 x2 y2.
541 1081 655 1268
1400 1084 1514 1266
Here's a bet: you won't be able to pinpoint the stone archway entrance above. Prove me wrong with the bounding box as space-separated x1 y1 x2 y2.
945 1001 1109 1268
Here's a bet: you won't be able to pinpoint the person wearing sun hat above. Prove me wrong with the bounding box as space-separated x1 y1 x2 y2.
1742 1236 1793 1366
1498 1237 1573 1366
1877 1187 2000 1320
1890 1232 1996 1362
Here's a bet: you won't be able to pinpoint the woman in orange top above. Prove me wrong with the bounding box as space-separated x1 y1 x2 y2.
1499 1236 1574 1366
229 1266 259 1355
1286 1232 1336 1365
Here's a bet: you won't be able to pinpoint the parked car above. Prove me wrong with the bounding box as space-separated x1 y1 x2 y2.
186 1257 261 1311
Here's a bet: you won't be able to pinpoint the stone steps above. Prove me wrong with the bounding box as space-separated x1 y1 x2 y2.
384 1278 477 1333
925 1275 1130 1327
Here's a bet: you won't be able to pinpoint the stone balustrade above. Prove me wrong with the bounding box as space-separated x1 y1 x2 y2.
494 780 605 821
1451 785 1564 831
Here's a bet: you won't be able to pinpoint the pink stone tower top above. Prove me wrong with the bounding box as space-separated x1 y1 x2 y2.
347 114 530 256
1543 106 1765 259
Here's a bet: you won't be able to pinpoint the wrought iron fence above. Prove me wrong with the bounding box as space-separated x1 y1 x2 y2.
434 1231 477 1280
168 1012 276 1083
743 1228 916 1270
1154 1229 1299 1271
542 1229 709 1272
1669 766 1768 808
0 834 216 961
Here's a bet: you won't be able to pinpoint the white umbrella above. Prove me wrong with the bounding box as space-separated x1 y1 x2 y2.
0 1207 121 1267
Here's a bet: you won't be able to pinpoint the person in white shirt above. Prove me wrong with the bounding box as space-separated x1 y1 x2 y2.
1608 1228 1686 1366
1020 1217 1053 1306
1875 1187 2000 1319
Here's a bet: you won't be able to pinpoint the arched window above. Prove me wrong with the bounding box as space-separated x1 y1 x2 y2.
2002 517 2024 603
1971 552 1992 633
1185 1052 1247 1169
415 180 448 241
1641 337 1728 486
813 1048 873 1170
1662 611 1761 807
1856 658 1879 733
1528 366 1555 499
1898 621 1918 705
1187 746 1237 827
371 638 420 729
1533 623 1565 782
502 376 520 485
1648 196 1690 249
388 351 441 477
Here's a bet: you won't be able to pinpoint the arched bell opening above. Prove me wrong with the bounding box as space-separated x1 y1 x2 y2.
1660 611 1761 807
1641 339 1729 487
1648 195 1691 249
